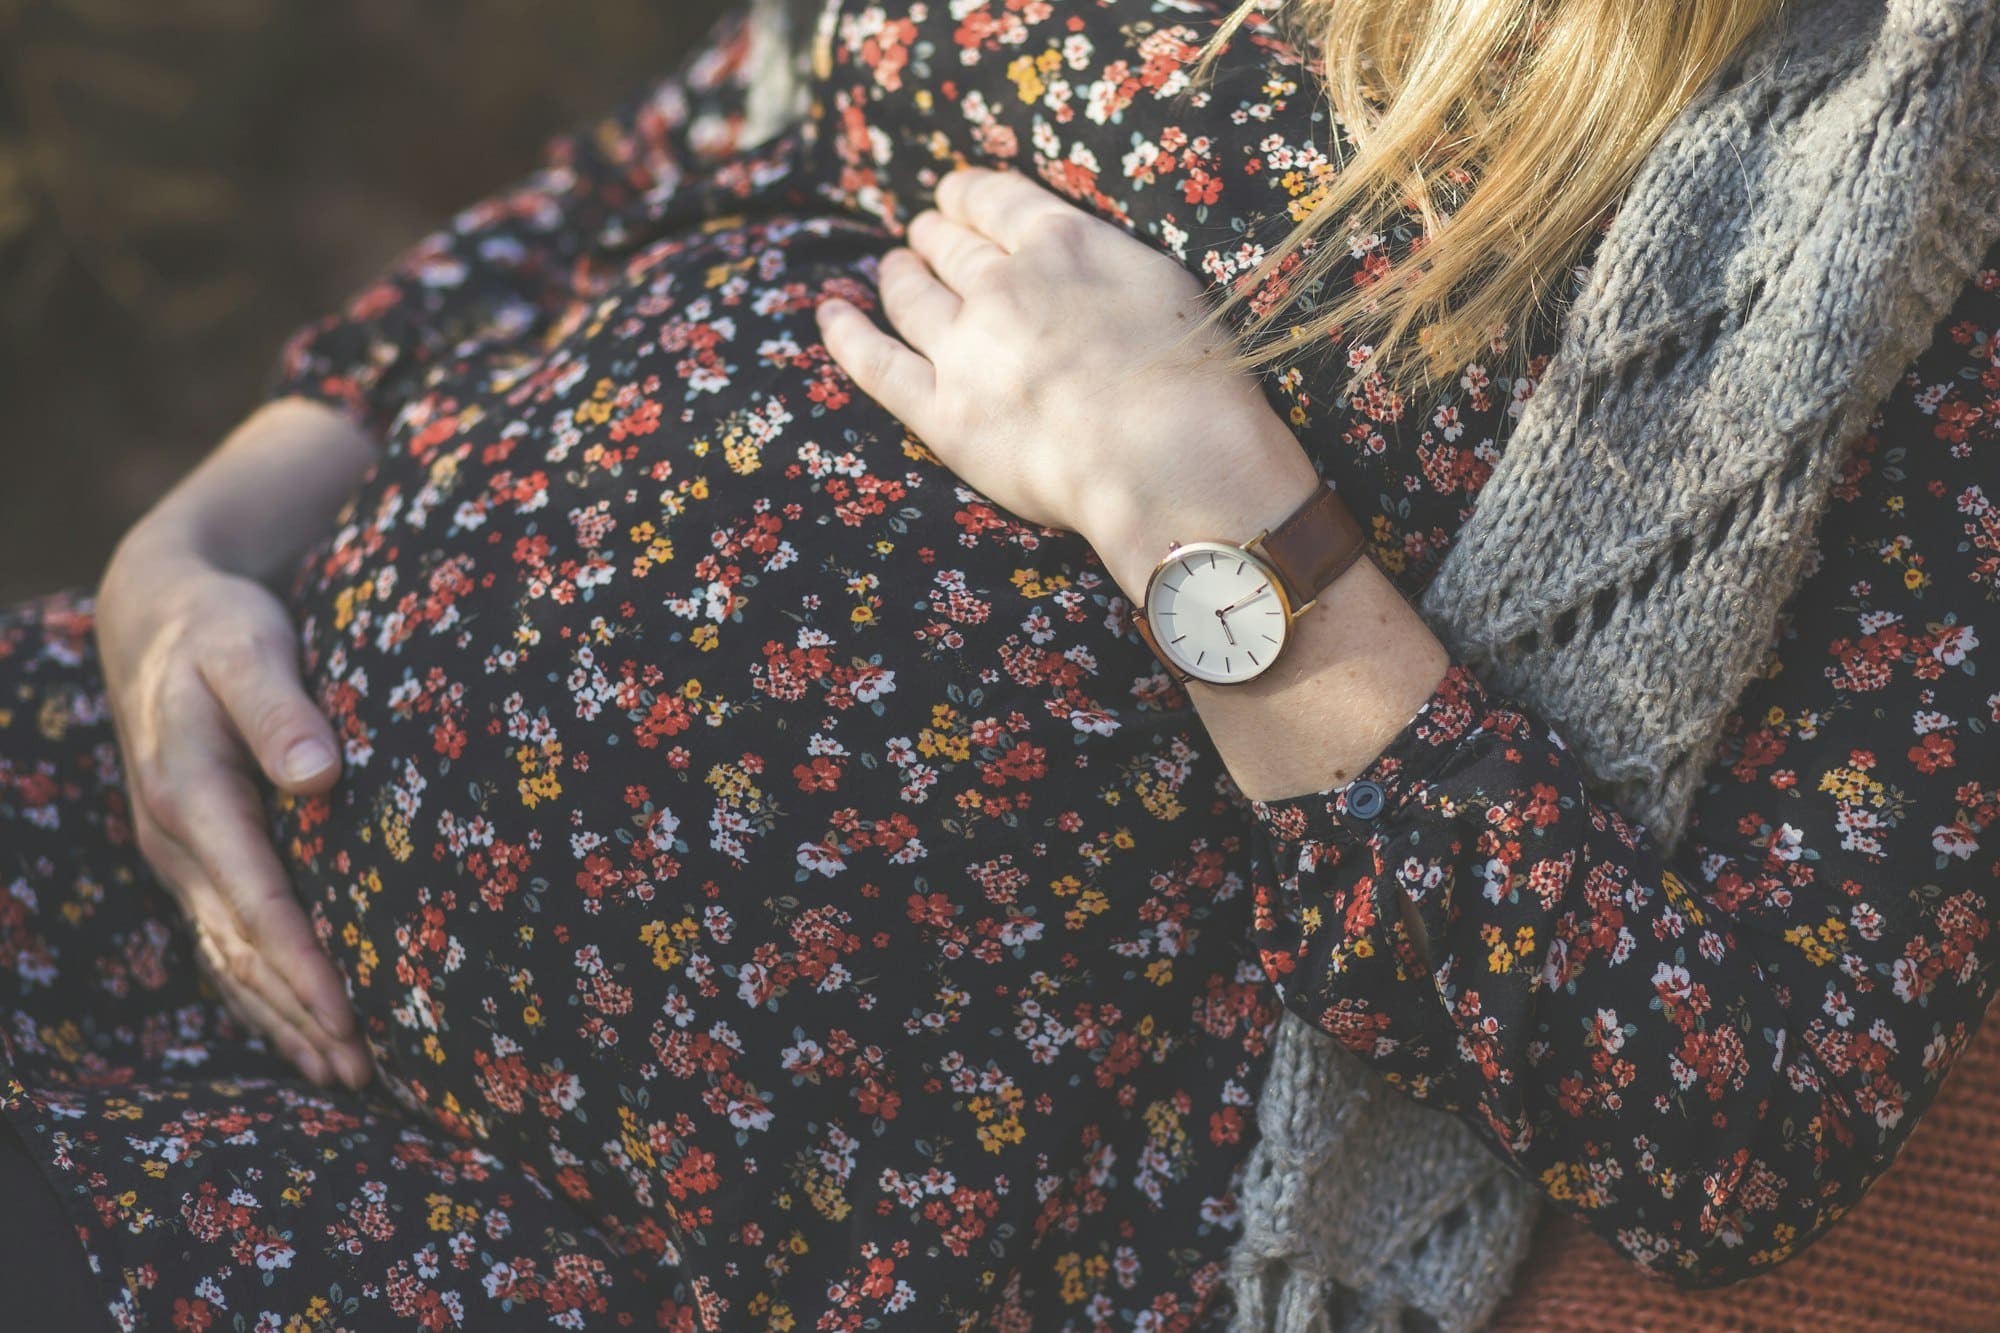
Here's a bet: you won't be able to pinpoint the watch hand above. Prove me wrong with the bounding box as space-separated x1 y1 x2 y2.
1215 583 1271 617
1214 608 1237 645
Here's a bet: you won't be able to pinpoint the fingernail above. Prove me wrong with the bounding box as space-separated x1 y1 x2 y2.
298 1047 330 1086
311 997 353 1038
282 738 336 784
336 1046 373 1091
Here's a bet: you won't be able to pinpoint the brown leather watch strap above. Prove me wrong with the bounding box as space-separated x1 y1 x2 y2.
1248 482 1366 612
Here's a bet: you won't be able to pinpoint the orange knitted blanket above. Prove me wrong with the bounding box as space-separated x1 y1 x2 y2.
1489 1013 2000 1331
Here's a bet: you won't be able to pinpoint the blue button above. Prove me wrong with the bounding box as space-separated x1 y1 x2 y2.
1346 779 1386 821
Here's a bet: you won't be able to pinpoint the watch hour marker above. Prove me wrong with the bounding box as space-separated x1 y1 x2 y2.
1247 650 1258 665
1262 632 1280 643
1170 635 1186 643
1224 656 1231 672
1180 560 1194 577
1195 651 1206 665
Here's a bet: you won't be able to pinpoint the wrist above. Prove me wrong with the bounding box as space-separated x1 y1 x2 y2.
143 398 377 584
1085 423 1324 604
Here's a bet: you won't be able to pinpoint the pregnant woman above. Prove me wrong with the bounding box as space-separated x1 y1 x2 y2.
4 0 1998 1328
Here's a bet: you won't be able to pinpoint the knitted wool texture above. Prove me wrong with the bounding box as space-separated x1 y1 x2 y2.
740 0 2000 1327
1229 0 2000 1328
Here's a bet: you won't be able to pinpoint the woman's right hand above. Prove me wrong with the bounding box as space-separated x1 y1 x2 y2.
94 398 380 1090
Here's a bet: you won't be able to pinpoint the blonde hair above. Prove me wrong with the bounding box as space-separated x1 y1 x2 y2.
1195 0 1788 389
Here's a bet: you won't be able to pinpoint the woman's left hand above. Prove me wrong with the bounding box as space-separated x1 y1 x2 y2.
816 167 1320 597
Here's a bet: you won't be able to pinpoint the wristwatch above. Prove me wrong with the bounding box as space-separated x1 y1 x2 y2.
1131 481 1366 686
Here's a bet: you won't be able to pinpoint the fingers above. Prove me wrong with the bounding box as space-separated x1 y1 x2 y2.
816 295 936 432
195 608 341 796
145 817 368 1089
875 246 960 357
191 917 327 1084
906 209 1006 294
135 675 367 1082
190 917 338 1086
935 166 1082 251
168 756 360 1046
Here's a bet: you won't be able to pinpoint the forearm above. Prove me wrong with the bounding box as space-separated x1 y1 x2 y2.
1088 409 1449 803
119 397 377 585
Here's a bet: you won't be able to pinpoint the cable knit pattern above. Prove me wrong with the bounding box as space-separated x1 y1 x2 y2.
0 3 1988 1330
1227 1 2000 1328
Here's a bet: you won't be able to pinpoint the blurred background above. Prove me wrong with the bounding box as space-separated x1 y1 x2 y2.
0 0 734 601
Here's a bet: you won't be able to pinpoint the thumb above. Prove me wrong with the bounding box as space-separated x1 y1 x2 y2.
197 628 341 796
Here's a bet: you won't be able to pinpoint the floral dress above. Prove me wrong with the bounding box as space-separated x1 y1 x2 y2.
3 1 1998 1329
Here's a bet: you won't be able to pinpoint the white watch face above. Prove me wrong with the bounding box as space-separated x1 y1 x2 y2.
1143 541 1292 684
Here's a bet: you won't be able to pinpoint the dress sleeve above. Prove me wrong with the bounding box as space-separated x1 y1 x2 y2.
1244 257 2000 1288
266 1 806 438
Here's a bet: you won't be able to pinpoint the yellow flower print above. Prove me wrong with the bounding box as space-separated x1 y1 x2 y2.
1783 915 1846 967
918 705 972 763
723 425 762 475
641 917 698 970
802 1167 851 1222
1133 772 1186 820
1818 764 1884 807
1782 924 1834 966
425 1193 459 1232
332 579 372 632
1539 1159 1591 1205
576 379 617 426
1064 888 1109 931
517 738 565 808
619 1106 657 1170
1052 1251 1109 1305
1007 52 1053 103
977 1113 1026 1153
381 811 413 863
1008 568 1072 599
1658 869 1708 928
340 923 379 986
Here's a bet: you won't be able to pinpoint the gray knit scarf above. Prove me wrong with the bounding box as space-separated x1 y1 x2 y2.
745 0 2000 1326
1229 0 2000 1327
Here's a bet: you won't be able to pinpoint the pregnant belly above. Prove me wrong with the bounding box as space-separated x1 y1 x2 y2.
271 215 1278 1277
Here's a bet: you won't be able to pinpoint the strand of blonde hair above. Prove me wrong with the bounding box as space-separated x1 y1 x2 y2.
1193 0 1789 390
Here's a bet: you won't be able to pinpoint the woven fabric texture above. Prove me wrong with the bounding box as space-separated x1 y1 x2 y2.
1487 1008 2000 1331
1226 0 2000 1327
742 0 2000 1327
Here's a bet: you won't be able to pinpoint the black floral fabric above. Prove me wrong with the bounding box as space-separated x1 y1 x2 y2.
3 2 1999 1330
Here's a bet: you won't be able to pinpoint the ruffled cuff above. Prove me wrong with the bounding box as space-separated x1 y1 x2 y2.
263 297 410 442
1243 663 1497 1047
